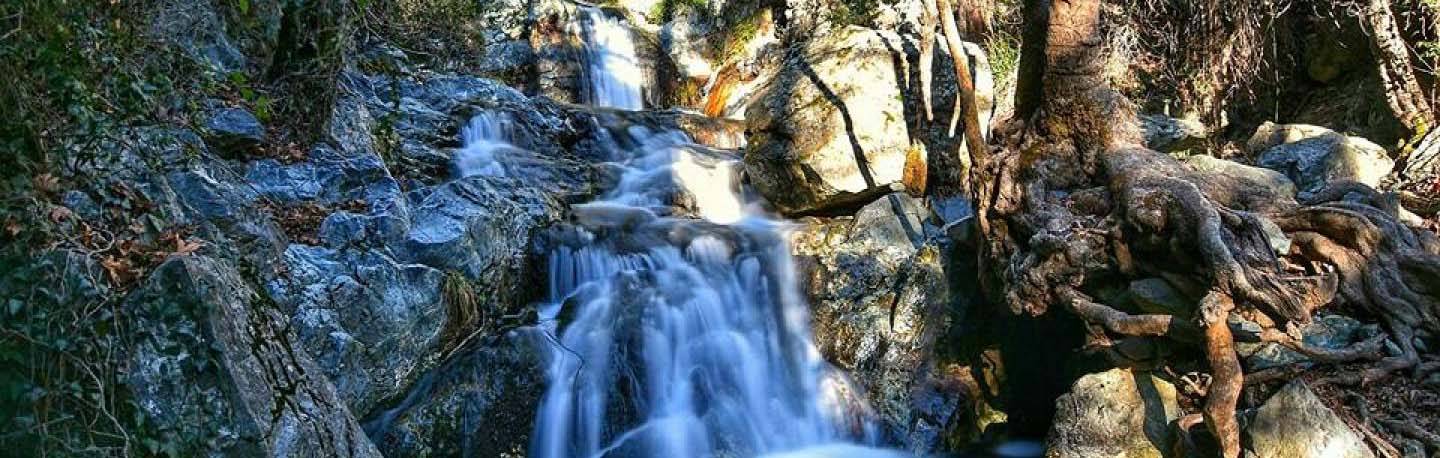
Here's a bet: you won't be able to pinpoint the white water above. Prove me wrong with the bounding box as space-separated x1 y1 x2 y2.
579 7 645 110
530 7 891 458
453 111 512 177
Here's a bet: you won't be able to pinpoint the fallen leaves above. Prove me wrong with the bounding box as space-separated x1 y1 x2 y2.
92 228 205 285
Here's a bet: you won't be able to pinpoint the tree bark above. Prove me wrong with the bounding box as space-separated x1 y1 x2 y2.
1367 0 1436 134
1014 0 1049 121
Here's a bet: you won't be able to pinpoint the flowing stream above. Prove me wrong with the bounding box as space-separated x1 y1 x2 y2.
529 7 899 458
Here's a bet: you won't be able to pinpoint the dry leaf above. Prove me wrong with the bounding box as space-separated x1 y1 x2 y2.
2 218 21 237
172 237 203 255
33 174 60 194
100 256 135 284
49 206 74 223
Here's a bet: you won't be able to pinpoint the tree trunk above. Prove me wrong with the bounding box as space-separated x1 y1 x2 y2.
1368 0 1435 134
1013 0 1049 121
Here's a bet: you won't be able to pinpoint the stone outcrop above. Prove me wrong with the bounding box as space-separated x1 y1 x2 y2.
745 26 926 214
1244 381 1374 458
1250 122 1395 194
1045 369 1181 458
1141 114 1209 153
125 256 380 458
365 330 548 458
790 193 966 453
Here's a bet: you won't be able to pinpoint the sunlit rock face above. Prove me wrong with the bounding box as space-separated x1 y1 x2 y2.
790 193 973 454
741 23 992 216
1045 369 1181 458
1249 122 1395 194
743 26 919 215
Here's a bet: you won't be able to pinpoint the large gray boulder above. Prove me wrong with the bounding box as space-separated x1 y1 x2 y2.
1183 154 1299 214
745 26 925 214
125 256 380 457
743 22 992 214
1251 123 1395 194
790 193 962 453
1045 369 1181 458
266 246 449 417
364 329 548 458
1245 381 1373 458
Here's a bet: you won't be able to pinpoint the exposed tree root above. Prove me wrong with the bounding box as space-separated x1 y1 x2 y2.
965 1 1440 456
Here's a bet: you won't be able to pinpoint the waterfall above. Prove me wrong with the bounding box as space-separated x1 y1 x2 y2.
530 7 899 458
453 111 512 178
579 7 645 110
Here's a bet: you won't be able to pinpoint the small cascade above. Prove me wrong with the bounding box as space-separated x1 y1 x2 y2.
453 111 513 178
579 7 645 110
530 7 896 458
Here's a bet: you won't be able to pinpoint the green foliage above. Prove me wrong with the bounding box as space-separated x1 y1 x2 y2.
984 31 1020 92
0 254 135 456
357 0 482 72
0 1 232 455
0 0 174 179
827 0 884 27
648 0 710 23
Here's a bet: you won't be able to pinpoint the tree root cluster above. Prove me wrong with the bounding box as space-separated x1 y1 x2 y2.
918 0 1440 455
976 122 1440 456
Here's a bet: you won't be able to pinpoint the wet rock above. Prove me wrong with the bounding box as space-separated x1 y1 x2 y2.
1251 123 1395 193
744 26 923 214
790 193 959 453
203 106 265 157
1245 380 1373 458
245 145 403 207
1141 114 1209 153
1045 368 1181 458
267 246 448 417
125 255 380 457
364 329 547 458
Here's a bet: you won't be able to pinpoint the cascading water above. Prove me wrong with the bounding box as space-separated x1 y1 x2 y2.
453 111 513 178
579 7 645 110
531 7 899 458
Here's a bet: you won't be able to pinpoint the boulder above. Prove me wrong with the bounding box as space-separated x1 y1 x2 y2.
1251 123 1395 193
1247 122 1339 153
1045 369 1181 458
1141 114 1208 153
266 246 449 417
1245 381 1373 458
1182 154 1298 214
1128 278 1191 317
401 176 564 284
203 106 265 157
125 256 380 457
790 193 961 453
364 329 548 458
744 26 923 214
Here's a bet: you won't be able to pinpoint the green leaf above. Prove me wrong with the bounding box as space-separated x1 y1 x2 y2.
6 298 21 315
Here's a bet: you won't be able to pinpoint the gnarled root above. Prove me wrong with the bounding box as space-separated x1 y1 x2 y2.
1200 292 1243 458
1278 183 1440 384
